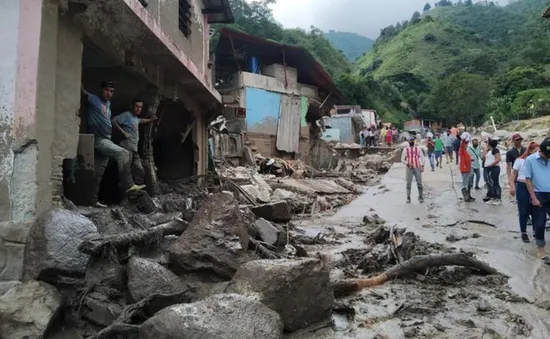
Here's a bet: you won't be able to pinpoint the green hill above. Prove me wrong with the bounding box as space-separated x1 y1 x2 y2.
350 0 550 125
324 31 374 61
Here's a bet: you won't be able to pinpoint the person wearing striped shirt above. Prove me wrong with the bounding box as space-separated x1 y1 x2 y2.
401 136 426 203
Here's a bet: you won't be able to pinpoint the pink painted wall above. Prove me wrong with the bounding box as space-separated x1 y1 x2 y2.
14 0 42 141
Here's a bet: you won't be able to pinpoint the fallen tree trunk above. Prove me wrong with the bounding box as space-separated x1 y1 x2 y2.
78 218 188 255
87 290 195 339
334 253 498 298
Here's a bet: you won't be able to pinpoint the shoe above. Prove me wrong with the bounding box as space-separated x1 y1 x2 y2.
482 197 491 202
475 186 481 190
406 197 411 204
94 202 108 208
521 233 530 243
419 196 424 203
127 184 146 192
491 200 502 206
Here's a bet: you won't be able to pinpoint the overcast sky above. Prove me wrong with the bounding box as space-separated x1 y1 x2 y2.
269 0 507 39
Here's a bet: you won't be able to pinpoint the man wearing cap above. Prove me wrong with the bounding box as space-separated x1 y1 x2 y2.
524 140 550 264
401 135 425 203
82 81 145 207
506 134 526 184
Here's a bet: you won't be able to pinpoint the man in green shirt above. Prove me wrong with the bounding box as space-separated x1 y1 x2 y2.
434 134 444 168
467 138 483 190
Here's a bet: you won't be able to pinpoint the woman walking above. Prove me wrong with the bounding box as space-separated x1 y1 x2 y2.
483 139 502 205
509 142 539 243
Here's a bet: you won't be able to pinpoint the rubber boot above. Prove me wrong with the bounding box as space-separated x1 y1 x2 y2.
418 186 424 203
467 188 476 202
406 187 411 203
461 187 469 201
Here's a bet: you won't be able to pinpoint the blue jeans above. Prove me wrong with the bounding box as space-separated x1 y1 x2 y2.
471 168 481 188
533 192 550 248
427 151 435 170
516 182 534 234
94 137 134 201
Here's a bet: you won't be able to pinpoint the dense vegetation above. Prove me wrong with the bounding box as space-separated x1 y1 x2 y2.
353 0 550 126
213 0 350 78
324 31 374 61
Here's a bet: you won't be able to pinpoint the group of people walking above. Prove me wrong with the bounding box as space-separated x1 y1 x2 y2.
360 125 398 148
402 128 550 265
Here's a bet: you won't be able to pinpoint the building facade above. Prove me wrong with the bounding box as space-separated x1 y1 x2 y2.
0 0 231 287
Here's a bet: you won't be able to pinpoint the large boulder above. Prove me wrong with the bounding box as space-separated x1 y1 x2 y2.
492 130 512 141
23 208 99 281
127 256 187 303
0 280 61 339
168 192 258 279
139 293 283 339
251 201 292 222
230 258 333 332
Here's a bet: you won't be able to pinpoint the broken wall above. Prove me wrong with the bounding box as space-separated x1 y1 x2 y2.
0 1 83 284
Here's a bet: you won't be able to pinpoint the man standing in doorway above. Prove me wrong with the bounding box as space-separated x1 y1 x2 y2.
506 134 526 185
82 81 145 208
468 138 483 190
525 140 550 264
112 99 157 186
401 135 425 204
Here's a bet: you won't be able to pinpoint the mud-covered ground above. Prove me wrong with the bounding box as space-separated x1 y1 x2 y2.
288 161 550 339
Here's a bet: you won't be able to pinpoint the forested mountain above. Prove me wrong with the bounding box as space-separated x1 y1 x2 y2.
352 0 550 126
324 31 375 61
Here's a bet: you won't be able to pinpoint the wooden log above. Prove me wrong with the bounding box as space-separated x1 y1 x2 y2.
78 218 188 256
334 253 498 298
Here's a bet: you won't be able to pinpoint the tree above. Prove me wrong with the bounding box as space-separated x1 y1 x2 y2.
512 88 550 119
423 73 491 125
411 11 422 24
465 0 473 5
423 3 432 12
494 66 548 99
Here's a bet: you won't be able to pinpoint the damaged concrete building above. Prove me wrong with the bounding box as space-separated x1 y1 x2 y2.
213 28 344 164
0 0 232 289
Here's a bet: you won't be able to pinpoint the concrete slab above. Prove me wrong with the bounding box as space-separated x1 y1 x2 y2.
267 179 351 195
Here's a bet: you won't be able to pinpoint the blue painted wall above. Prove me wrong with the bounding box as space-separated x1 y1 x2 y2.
245 87 281 134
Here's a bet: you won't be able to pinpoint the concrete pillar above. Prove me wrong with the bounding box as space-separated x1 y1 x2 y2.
193 114 208 176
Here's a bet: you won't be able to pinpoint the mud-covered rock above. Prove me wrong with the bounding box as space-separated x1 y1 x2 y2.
139 293 283 339
81 293 122 327
0 280 61 339
336 178 359 193
241 184 271 203
230 258 333 332
251 201 292 222
254 218 281 246
271 188 297 201
23 209 99 281
168 192 258 279
127 257 186 303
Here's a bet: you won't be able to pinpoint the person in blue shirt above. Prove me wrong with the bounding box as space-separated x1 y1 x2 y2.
525 139 550 264
112 99 157 185
82 81 145 207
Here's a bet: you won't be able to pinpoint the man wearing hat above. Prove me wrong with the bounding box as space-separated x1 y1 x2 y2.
401 135 425 203
525 139 550 264
82 81 145 207
506 133 526 184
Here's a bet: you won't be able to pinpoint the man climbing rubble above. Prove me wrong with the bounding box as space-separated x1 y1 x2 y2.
82 81 145 208
112 99 157 186
401 135 425 204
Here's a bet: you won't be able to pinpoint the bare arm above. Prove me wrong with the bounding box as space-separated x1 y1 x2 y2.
139 116 158 124
509 170 517 192
401 149 408 166
506 162 512 180
111 118 128 138
526 179 537 200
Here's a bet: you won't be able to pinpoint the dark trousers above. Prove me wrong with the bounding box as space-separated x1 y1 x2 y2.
129 151 145 185
472 168 481 188
533 192 550 248
485 166 501 199
454 149 460 165
516 182 535 234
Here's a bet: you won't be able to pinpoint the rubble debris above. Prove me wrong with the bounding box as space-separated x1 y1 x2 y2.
78 217 188 255
336 177 360 193
251 201 292 223
334 253 498 297
81 292 122 327
230 258 333 332
127 257 187 303
363 213 386 225
241 184 271 203
271 188 297 201
253 218 281 246
0 280 61 339
168 192 259 279
139 294 284 339
0 281 21 297
23 208 99 281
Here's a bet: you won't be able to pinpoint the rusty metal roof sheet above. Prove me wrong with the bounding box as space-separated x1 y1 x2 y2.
215 28 344 99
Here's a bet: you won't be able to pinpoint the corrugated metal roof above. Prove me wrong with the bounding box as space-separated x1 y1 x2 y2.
276 96 301 153
215 28 344 100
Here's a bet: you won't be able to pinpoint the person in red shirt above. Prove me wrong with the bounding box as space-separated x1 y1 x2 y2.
459 132 475 202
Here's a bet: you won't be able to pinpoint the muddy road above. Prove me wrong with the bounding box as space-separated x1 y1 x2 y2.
292 161 550 339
